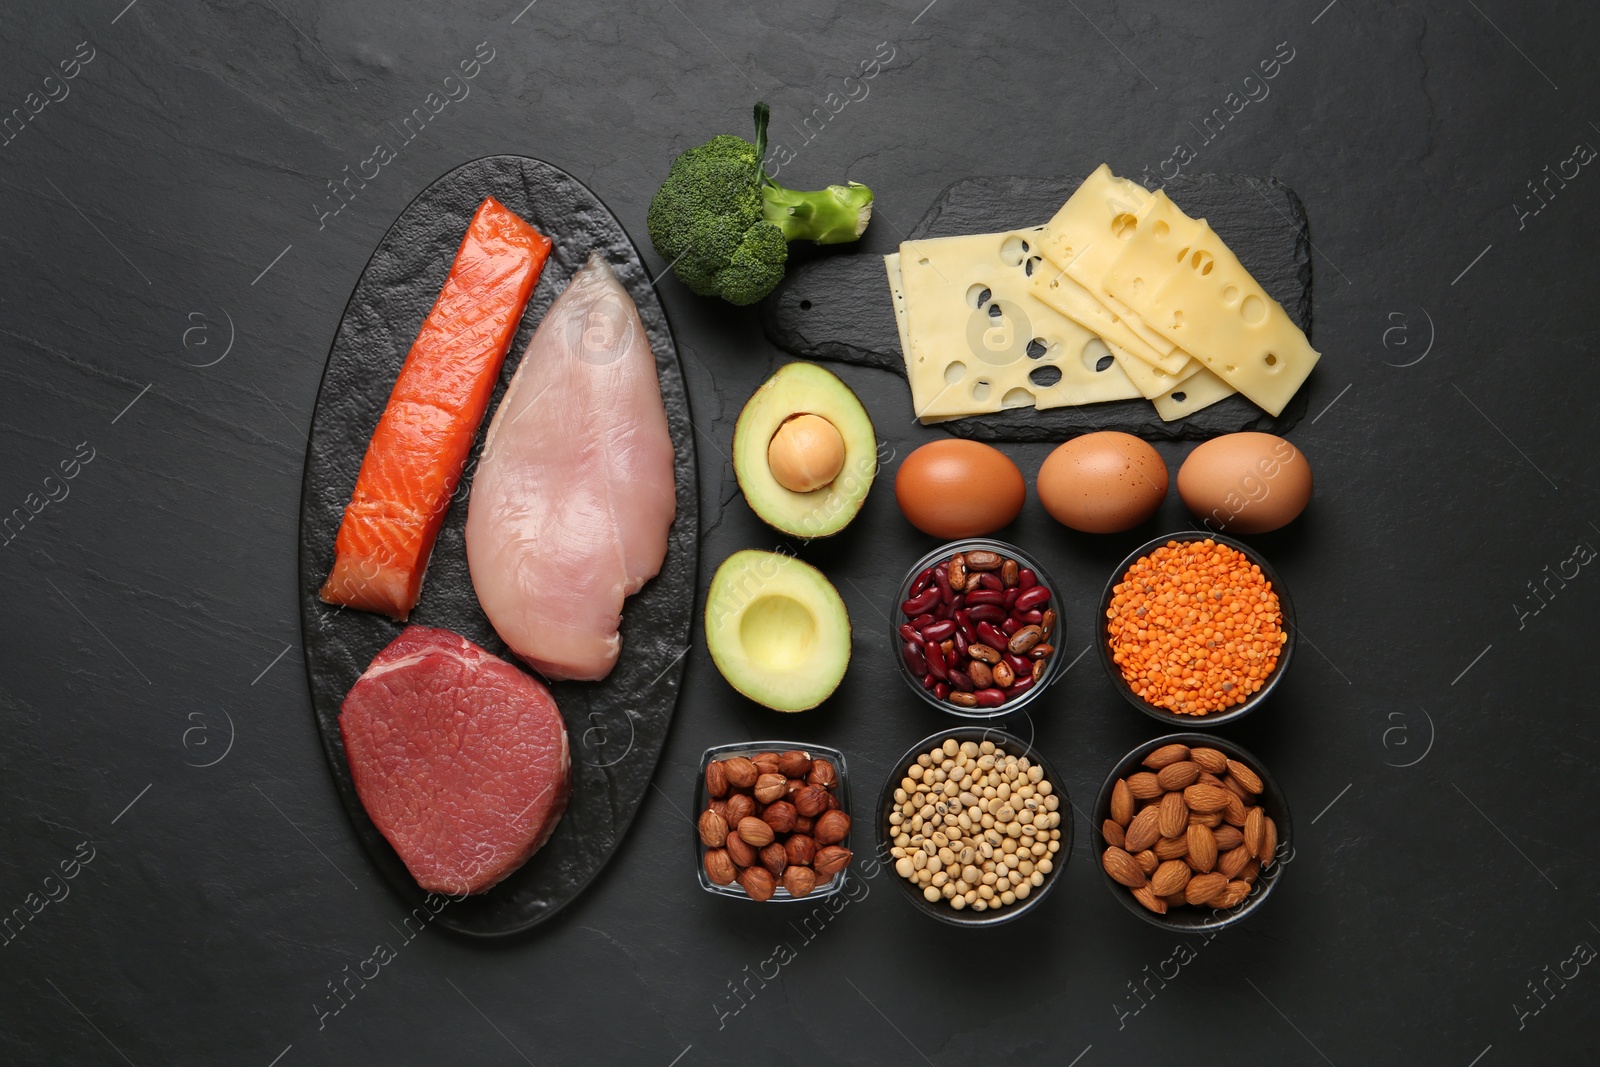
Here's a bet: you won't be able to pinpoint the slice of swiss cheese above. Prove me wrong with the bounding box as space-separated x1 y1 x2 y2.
1152 366 1236 421
889 231 1141 422
1104 190 1319 417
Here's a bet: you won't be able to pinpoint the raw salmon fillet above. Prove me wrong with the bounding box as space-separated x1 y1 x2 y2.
320 197 552 620
465 253 677 681
340 625 571 895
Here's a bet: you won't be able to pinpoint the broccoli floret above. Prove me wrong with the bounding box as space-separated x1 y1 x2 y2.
647 103 874 306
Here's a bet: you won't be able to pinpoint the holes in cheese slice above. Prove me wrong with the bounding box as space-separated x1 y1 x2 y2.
1026 338 1048 359
1152 220 1170 238
1029 365 1062 388
999 235 1029 267
1112 212 1138 240
1240 295 1267 324
972 380 991 401
945 361 967 385
1001 387 1033 408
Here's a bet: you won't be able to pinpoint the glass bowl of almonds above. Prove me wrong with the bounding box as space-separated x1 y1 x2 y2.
695 742 853 903
1094 733 1291 931
877 728 1072 926
893 539 1067 719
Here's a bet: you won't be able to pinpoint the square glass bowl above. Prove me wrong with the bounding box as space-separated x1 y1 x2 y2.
1097 531 1296 728
694 741 852 902
893 538 1068 719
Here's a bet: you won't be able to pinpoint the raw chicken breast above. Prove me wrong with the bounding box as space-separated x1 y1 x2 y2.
465 253 677 681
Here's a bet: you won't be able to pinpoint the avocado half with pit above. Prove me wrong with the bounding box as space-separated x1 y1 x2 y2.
733 362 877 539
704 549 851 712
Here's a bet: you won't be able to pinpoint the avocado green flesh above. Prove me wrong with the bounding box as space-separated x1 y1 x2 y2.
704 549 851 712
733 362 876 539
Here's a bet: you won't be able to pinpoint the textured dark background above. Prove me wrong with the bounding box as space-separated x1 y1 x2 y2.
1 1 1595 1064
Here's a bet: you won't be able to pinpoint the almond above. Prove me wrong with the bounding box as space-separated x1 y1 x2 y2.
1184 872 1228 905
1102 846 1147 888
1111 779 1135 825
1213 825 1245 851
1158 792 1188 839
1102 818 1126 850
1161 892 1188 908
1239 858 1262 884
1183 784 1232 813
1221 773 1251 801
1128 772 1163 800
1156 760 1202 791
1259 816 1278 868
1188 810 1223 828
1216 879 1251 908
1218 843 1251 879
705 760 729 798
1132 884 1167 914
1190 747 1229 774
697 809 729 847
1125 806 1162 852
1142 743 1191 770
1135 849 1159 875
1154 836 1190 860
1226 758 1264 794
1223 792 1248 827
1187 823 1218 873
723 756 758 790
1198 770 1227 789
1151 859 1192 896
1243 806 1265 857
737 816 775 848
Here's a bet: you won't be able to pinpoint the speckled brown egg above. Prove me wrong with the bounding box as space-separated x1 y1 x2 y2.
895 440 1026 538
1177 432 1312 534
1037 432 1168 534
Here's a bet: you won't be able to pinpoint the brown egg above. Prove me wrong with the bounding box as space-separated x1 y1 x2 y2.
1037 432 1168 533
1177 432 1312 534
894 440 1025 538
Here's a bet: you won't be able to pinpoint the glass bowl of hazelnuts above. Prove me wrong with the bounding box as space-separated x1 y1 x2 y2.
695 742 853 902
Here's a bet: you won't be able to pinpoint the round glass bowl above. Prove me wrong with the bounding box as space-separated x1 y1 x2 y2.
1096 531 1296 728
892 539 1068 719
1092 733 1291 932
694 741 852 903
877 727 1073 927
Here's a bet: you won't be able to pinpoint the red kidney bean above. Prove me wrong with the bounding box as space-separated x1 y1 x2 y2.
1017 568 1037 590
1014 586 1051 612
947 669 975 692
965 590 1006 607
1007 674 1036 696
973 688 1006 708
925 644 949 681
977 573 1003 592
934 566 953 603
922 672 935 689
1003 588 1019 610
933 600 954 622
948 592 965 613
933 682 949 700
901 641 927 675
920 619 955 643
898 623 920 643
954 609 976 642
1004 652 1031 676
1017 609 1044 626
967 604 1006 625
977 622 1010 649
912 613 935 629
910 567 934 595
902 589 939 616
1001 617 1021 636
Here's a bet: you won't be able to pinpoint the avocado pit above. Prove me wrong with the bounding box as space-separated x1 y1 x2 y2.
767 413 845 493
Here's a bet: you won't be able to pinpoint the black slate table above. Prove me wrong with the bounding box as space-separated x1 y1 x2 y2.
3 2 1596 1063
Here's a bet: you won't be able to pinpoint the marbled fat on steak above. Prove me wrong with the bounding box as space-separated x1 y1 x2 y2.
339 625 571 894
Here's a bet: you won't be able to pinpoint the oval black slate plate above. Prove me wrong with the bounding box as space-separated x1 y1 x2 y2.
297 156 698 937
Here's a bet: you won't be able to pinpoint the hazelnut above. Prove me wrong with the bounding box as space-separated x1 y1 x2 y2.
708 798 730 821
704 760 729 798
813 810 851 845
782 866 817 898
785 778 807 799
754 773 788 804
723 757 758 790
807 759 837 789
760 841 788 877
777 750 813 778
726 831 757 868
785 834 817 867
813 845 852 881
704 848 736 885
697 809 728 847
753 754 781 776
793 815 814 835
762 800 797 834
794 785 830 817
737 817 775 848
738 866 776 901
725 793 755 820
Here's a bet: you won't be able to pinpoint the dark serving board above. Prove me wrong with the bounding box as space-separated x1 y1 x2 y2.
761 173 1314 442
297 156 699 937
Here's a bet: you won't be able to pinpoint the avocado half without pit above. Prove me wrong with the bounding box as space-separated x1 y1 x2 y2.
705 550 851 712
733 362 877 539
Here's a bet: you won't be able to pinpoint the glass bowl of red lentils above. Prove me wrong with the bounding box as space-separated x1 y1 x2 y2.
1096 533 1296 727
893 539 1067 719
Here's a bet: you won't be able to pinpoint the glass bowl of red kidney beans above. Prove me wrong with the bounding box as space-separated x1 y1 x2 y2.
893 539 1064 718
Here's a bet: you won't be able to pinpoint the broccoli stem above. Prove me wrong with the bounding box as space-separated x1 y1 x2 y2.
760 181 875 244
750 101 874 245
